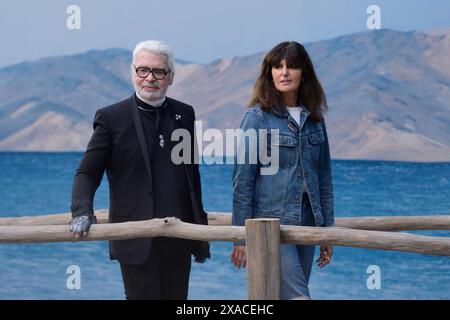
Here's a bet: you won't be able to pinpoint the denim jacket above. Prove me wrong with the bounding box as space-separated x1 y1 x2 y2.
232 106 334 240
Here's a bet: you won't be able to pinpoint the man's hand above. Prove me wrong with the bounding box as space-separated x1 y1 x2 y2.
69 215 97 239
230 245 247 269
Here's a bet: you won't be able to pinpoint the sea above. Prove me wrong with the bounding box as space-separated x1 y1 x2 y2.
0 152 449 300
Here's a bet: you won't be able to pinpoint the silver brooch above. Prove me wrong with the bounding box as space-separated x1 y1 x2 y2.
175 114 181 120
159 134 165 148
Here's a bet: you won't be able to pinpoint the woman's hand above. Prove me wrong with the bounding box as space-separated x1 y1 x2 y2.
230 245 247 269
316 245 333 268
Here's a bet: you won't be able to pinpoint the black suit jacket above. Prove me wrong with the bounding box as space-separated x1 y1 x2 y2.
71 95 210 265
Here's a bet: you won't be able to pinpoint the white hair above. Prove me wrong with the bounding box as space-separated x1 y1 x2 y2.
131 40 175 74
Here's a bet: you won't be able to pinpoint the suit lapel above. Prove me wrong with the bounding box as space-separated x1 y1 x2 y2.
128 95 154 188
167 99 208 235
166 98 196 193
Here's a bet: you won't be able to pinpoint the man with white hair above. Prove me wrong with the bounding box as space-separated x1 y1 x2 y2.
69 40 210 299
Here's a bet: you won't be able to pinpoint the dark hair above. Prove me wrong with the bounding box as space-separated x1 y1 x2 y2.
248 41 327 122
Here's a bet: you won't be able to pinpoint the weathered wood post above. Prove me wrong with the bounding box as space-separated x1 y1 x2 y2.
245 218 281 300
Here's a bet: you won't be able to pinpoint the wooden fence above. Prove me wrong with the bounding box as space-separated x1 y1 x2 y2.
0 211 449 299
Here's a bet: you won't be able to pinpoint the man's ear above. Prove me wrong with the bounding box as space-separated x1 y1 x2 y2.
169 73 174 85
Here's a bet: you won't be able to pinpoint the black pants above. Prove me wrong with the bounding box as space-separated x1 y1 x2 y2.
119 237 192 300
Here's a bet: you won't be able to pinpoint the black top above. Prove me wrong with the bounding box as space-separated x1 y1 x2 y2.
135 95 193 223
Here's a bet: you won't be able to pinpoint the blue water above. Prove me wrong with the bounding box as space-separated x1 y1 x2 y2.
0 152 449 299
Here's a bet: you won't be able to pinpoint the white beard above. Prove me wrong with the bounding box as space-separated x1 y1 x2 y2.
134 84 168 104
136 91 166 107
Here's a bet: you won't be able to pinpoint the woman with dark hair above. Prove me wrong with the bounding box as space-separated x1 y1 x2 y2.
230 41 334 299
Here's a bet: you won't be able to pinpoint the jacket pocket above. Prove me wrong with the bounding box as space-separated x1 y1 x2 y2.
272 133 298 168
307 131 324 144
307 130 324 160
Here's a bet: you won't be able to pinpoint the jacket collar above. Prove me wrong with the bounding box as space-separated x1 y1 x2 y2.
271 105 310 117
271 105 311 132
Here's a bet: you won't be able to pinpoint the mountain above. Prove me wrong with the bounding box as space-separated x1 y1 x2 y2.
1 29 449 162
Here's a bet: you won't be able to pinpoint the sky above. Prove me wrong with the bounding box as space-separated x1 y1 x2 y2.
1 0 449 68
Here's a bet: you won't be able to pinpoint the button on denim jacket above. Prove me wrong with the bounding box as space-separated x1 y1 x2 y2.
232 106 334 242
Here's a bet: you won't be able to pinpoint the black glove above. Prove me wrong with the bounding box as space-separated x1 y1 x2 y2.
69 215 97 239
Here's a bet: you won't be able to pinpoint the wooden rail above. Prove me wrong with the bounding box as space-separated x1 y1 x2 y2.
1 210 449 231
0 216 449 256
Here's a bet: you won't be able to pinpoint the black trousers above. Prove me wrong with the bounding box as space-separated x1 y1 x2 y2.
119 237 192 300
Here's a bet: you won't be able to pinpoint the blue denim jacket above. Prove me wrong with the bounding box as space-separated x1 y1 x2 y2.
232 106 334 237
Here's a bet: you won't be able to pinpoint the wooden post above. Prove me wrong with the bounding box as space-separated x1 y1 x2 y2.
245 218 281 300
